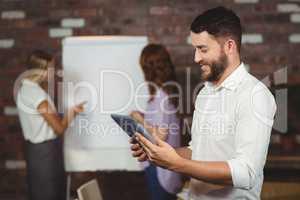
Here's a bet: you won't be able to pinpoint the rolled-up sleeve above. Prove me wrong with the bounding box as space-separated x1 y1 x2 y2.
227 84 277 189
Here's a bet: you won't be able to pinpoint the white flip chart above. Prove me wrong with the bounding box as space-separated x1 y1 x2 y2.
62 36 148 171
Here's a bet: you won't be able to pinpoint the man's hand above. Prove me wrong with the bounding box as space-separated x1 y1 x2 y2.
130 137 148 162
135 132 183 171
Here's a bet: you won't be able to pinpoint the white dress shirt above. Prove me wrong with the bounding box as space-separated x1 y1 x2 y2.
17 79 57 143
188 63 277 200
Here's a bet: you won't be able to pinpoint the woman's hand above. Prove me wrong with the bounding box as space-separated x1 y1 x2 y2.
130 110 168 141
72 101 86 114
130 111 144 124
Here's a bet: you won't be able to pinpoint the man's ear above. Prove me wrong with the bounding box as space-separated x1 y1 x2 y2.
225 39 237 55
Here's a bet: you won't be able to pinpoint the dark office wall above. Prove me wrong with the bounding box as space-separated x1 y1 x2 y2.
0 0 299 198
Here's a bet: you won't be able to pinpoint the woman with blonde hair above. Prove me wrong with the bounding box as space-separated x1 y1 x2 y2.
16 50 84 200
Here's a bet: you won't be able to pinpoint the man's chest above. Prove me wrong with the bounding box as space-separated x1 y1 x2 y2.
191 90 239 159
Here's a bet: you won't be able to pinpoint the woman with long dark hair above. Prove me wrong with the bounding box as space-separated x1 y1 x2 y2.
131 44 183 200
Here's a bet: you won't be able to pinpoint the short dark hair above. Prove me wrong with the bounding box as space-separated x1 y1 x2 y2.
190 6 242 52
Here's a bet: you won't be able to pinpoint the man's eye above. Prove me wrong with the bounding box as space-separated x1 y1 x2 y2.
201 49 208 53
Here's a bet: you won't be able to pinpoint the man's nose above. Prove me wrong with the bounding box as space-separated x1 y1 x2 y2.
194 51 203 63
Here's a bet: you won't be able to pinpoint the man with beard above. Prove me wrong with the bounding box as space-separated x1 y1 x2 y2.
130 6 277 200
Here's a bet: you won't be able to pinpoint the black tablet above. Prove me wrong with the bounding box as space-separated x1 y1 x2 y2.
111 114 155 144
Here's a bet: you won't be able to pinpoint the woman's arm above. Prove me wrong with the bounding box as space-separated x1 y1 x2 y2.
37 100 84 135
130 111 168 141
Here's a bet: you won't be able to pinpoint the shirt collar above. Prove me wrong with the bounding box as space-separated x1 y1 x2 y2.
204 62 247 92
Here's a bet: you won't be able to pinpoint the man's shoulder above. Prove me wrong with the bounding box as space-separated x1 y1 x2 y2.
238 72 272 96
237 72 276 110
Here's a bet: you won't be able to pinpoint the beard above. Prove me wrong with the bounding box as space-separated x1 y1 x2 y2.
199 51 228 82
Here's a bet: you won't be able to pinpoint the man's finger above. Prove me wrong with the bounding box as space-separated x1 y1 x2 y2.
135 133 157 152
130 140 151 157
138 153 148 162
152 131 165 146
130 143 141 151
132 148 144 157
139 142 151 157
129 137 139 144
129 138 134 144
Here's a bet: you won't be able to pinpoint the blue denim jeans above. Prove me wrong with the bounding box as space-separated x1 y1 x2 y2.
144 164 177 200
